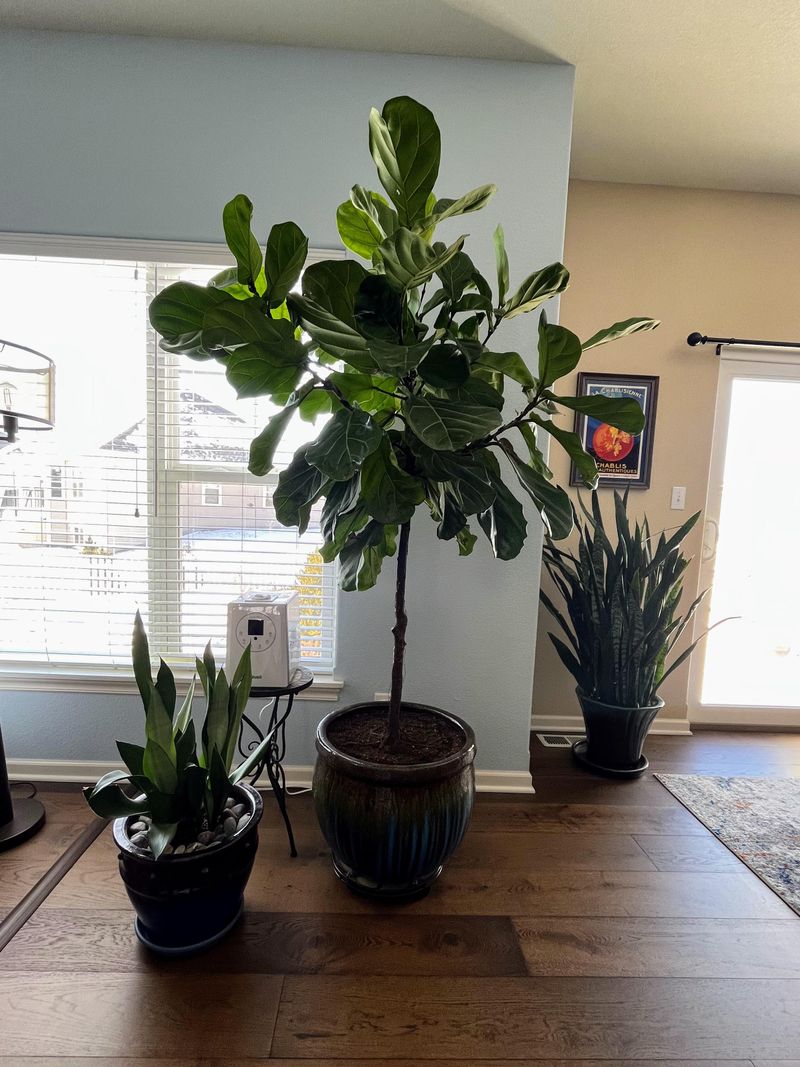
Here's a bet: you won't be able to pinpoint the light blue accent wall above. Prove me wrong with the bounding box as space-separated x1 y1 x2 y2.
0 32 574 775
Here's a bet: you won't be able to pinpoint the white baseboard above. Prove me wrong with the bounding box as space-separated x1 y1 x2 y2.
690 704 800 729
531 713 692 737
7 759 535 794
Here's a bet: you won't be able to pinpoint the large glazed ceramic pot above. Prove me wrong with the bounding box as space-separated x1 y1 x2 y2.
574 688 664 777
113 782 263 954
313 702 476 901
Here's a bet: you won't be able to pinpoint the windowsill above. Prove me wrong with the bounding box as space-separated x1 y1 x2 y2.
0 665 344 701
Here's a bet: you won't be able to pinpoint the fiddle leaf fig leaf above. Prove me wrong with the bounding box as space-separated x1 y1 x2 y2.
582 316 660 351
264 221 308 306
148 282 230 359
530 413 599 489
502 262 570 320
477 350 536 390
368 96 441 227
476 455 528 561
405 395 501 451
248 406 297 477
336 199 384 259
538 312 582 387
417 343 470 388
339 520 398 591
379 229 466 292
493 224 510 306
414 183 496 232
360 437 425 523
222 194 263 289
202 299 305 363
291 294 376 370
350 185 398 236
497 440 574 540
273 449 330 528
305 407 383 481
550 392 646 434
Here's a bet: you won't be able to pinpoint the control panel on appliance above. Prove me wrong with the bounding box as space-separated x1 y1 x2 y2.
235 613 277 653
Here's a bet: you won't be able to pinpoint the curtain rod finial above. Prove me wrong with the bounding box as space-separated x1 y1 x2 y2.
687 332 705 347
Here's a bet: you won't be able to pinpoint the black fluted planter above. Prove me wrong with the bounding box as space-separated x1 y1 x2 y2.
313 702 476 901
113 782 263 954
575 689 664 777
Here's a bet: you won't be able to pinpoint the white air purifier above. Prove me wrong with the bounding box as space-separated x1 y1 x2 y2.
226 591 300 689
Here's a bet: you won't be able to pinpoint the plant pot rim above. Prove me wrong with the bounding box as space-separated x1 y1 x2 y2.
112 781 263 862
316 701 476 785
576 687 666 713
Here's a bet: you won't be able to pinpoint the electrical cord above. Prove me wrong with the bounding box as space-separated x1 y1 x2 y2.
10 781 38 800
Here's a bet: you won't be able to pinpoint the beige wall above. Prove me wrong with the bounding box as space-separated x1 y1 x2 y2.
533 179 800 726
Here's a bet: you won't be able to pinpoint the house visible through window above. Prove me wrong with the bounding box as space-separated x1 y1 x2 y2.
202 484 222 507
0 245 337 674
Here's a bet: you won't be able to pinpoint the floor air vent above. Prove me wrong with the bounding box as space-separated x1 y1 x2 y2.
536 733 584 748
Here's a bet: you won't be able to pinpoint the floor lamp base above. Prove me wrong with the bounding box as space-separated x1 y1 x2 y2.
0 797 46 852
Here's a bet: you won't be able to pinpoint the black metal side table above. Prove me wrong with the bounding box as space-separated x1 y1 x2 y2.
237 666 314 858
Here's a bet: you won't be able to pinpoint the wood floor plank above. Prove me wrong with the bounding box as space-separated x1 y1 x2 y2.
1 909 527 976
468 800 709 836
0 973 283 1058
633 834 742 871
513 916 800 977
0 820 94 907
450 831 657 871
272 975 800 1060
0 1060 756 1066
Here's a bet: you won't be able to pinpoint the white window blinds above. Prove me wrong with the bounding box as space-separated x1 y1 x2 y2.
0 246 337 674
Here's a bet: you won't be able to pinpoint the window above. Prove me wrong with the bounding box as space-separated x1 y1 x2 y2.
0 239 339 676
201 484 223 507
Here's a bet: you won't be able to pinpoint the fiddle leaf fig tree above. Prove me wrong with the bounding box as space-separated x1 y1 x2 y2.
149 96 658 750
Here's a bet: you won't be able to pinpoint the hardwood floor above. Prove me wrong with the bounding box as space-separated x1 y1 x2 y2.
0 731 798 1063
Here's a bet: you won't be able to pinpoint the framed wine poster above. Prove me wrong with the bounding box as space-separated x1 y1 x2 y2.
569 372 659 489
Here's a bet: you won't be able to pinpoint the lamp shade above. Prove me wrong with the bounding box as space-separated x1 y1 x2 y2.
0 339 54 435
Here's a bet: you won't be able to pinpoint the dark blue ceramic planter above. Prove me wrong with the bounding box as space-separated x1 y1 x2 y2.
113 782 263 954
313 702 476 901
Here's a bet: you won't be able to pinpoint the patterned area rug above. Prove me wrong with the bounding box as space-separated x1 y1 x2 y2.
656 774 800 916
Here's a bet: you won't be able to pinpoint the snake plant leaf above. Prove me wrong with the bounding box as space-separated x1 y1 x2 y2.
405 395 502 451
417 343 470 388
83 773 149 819
174 718 197 772
368 96 441 227
550 392 646 435
149 821 179 860
181 763 206 814
414 183 497 233
274 449 330 527
142 738 178 795
529 414 598 489
222 194 263 289
208 747 231 828
264 221 308 306
306 407 383 482
154 658 176 722
537 312 583 387
502 262 570 320
174 676 196 737
378 229 466 292
204 668 231 764
360 437 425 524
477 350 536 390
132 610 152 710
493 224 510 306
145 685 176 766
582 316 660 351
337 199 384 259
117 741 145 778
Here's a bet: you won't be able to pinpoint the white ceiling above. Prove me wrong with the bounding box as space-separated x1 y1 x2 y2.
4 0 800 195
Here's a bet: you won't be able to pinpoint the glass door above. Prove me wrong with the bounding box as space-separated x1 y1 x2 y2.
690 350 800 726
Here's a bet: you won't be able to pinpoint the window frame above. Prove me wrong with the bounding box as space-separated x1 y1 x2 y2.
0 232 344 697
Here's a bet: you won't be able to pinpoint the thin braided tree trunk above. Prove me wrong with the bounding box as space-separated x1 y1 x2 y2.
387 521 411 747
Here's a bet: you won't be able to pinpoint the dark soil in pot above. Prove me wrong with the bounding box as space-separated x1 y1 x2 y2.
314 702 476 901
113 782 263 955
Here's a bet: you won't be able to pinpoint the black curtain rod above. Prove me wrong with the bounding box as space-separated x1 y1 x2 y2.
687 332 800 355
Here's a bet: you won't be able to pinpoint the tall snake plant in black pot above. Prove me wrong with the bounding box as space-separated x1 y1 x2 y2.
541 490 712 777
149 96 658 898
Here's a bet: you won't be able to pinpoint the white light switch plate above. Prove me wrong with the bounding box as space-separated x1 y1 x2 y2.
374 691 390 702
671 486 686 510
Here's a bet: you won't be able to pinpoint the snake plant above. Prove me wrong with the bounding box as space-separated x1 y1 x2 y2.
540 490 710 708
84 612 268 857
